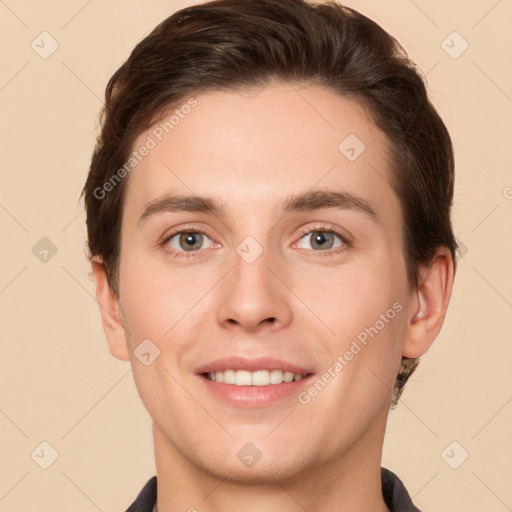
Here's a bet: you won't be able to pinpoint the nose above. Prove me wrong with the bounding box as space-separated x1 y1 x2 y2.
216 245 293 333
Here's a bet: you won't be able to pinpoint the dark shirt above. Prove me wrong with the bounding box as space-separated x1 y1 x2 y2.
126 467 421 511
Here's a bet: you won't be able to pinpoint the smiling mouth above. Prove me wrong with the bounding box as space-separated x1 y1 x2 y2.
202 369 312 386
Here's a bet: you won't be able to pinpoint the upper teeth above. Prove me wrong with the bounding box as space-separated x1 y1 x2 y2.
206 369 306 386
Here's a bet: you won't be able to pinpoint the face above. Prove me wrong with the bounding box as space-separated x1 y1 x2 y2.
113 82 416 481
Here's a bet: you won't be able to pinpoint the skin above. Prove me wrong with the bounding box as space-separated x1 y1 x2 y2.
92 82 454 512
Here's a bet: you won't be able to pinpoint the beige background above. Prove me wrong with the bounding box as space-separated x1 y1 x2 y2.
1 0 511 510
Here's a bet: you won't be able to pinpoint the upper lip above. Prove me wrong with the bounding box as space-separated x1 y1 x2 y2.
195 356 314 375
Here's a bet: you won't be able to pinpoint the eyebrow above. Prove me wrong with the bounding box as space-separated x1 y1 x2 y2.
137 189 378 225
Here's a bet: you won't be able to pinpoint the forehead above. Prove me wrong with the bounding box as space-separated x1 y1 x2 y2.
124 82 399 224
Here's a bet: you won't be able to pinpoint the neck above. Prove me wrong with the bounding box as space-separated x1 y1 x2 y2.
152 406 391 512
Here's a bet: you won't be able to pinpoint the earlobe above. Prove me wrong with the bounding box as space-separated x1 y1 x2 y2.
90 256 130 361
402 248 455 359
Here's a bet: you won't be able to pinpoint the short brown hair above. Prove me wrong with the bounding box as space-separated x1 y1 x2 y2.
82 0 457 408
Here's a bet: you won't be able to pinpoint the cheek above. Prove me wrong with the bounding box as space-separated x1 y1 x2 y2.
118 256 220 381
296 252 408 399
119 249 197 335
298 256 406 338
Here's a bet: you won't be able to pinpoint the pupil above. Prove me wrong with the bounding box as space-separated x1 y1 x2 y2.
181 233 201 251
313 232 333 250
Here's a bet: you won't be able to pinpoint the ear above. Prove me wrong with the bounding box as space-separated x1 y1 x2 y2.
402 247 455 358
90 256 130 361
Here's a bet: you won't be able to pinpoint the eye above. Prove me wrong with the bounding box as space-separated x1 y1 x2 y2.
160 225 350 259
163 230 216 257
295 226 350 254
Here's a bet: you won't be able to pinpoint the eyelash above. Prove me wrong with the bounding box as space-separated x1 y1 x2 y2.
160 224 352 259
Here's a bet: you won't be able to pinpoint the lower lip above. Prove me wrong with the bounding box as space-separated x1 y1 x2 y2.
197 374 314 408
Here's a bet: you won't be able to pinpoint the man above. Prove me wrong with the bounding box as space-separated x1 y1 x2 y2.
82 1 457 510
